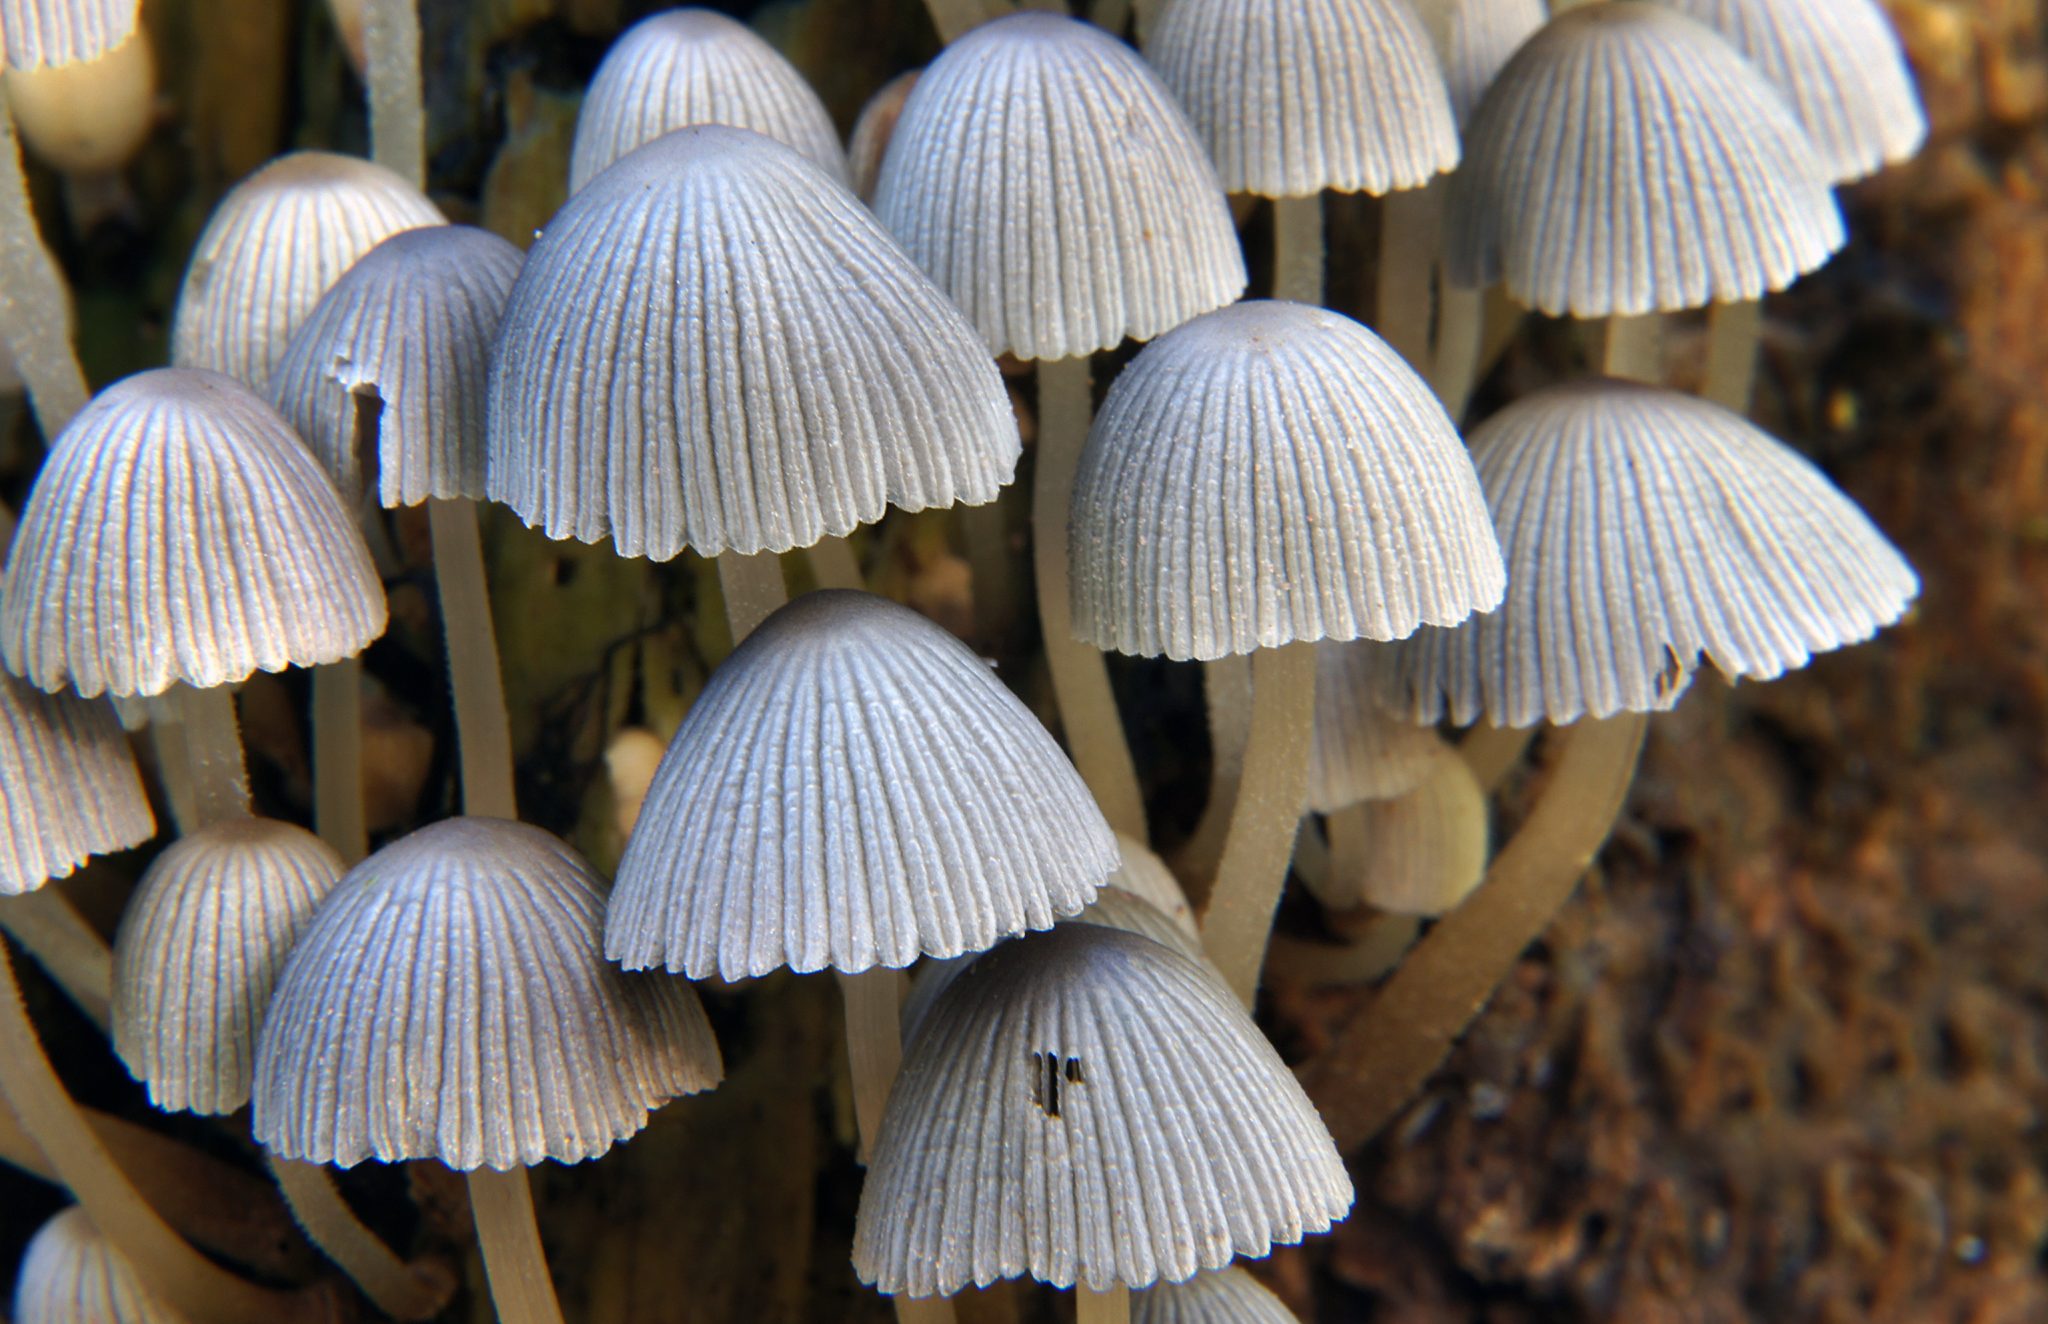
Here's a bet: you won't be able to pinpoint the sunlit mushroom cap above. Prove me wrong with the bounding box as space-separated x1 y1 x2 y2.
0 672 152 895
112 817 343 1115
269 225 522 507
1133 1266 1299 1324
872 12 1246 361
1 0 138 70
1070 300 1504 661
1308 639 1446 812
13 1207 183 1324
607 590 1116 978
1306 756 1488 915
854 924 1352 1295
487 125 1018 561
1444 2 1844 316
1382 379 1920 728
171 152 444 388
254 817 721 1170
0 369 388 698
568 7 848 192
1144 0 1459 197
1407 0 1548 127
1659 0 1926 183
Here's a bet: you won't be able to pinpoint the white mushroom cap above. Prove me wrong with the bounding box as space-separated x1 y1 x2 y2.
568 7 849 192
0 671 153 895
12 1207 184 1324
1407 0 1548 127
1102 833 1199 946
872 12 1246 361
606 590 1117 978
1444 2 1845 316
0 0 137 71
486 125 1020 561
268 224 523 507
1144 0 1460 197
1308 639 1447 812
1307 755 1488 916
853 924 1353 1295
0 369 389 698
252 817 723 1171
1069 300 1504 661
171 152 444 389
1382 378 1920 728
1133 1265 1299 1323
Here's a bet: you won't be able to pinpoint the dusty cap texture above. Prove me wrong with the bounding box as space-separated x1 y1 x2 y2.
269 225 522 507
1133 1266 1300 1324
568 7 848 191
607 590 1117 978
1307 639 1447 812
1408 0 1549 126
487 125 1019 560
252 817 723 1170
1 0 137 70
872 12 1246 360
1444 2 1844 316
1070 300 1504 661
13 1207 184 1324
853 924 1353 1295
0 369 388 698
1382 379 1921 728
0 672 152 895
1144 0 1460 197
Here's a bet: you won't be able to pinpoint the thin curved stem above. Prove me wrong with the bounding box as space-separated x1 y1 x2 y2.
364 0 426 189
1078 1284 1130 1324
1458 723 1535 794
1377 185 1441 371
429 498 516 820
806 535 865 592
272 1157 451 1321
466 1166 566 1324
836 966 905 1165
961 498 1020 649
312 662 366 862
0 887 111 1031
1272 194 1324 305
1702 298 1762 413
718 551 788 645
179 682 249 831
1602 313 1662 382
0 111 88 437
1173 655 1251 901
1431 285 1483 421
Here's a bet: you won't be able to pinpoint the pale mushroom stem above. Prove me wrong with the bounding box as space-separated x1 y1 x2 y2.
1032 353 1146 840
718 551 789 643
0 888 113 1030
1602 312 1663 382
363 0 426 190
0 113 89 437
312 662 367 861
428 498 517 820
1266 913 1420 988
1090 0 1131 36
271 1157 451 1321
466 1167 568 1324
1078 1284 1130 1324
1271 194 1324 304
1376 185 1441 371
1702 298 1763 413
836 966 906 1163
1200 641 1316 1006
961 497 1020 647
178 682 250 829
1430 285 1485 420
922 0 991 44
806 535 866 592
1307 712 1648 1151
1458 723 1535 793
1173 654 1251 900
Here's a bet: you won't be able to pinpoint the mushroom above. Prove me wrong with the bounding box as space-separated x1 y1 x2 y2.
4 27 154 175
0 0 137 70
12 1206 183 1324
0 670 152 897
1132 1265 1300 1323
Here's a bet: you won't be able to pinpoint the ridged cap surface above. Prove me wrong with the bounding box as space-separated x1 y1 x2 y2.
1444 2 1845 316
253 817 723 1170
1144 0 1460 197
1 0 138 70
0 672 152 895
1070 300 1504 661
1308 640 1447 812
13 1208 184 1324
849 69 919 203
854 924 1352 1294
171 152 444 388
112 817 344 1115
1133 1266 1299 1324
1310 756 1488 915
1102 834 1198 946
607 590 1117 978
1660 0 1927 183
568 8 848 192
0 369 389 698
269 225 522 507
873 12 1246 360
1382 379 1920 727
487 125 1019 560
1409 0 1549 126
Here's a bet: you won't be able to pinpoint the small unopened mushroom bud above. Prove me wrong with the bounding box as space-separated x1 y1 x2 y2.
5 31 154 174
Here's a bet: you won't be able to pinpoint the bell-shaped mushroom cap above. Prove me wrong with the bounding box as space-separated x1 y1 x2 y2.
1308 756 1488 915
1382 379 1920 728
1444 2 1844 317
1308 639 1446 812
1101 834 1198 946
1074 887 1205 962
1 0 138 71
1133 1266 1299 1324
1660 0 1927 183
607 590 1117 978
848 69 919 204
1407 0 1548 127
1144 0 1459 198
853 924 1352 1295
171 152 444 389
568 8 848 192
0 370 388 698
0 672 152 895
487 125 1019 561
253 817 722 1170
13 1207 184 1324
269 225 522 507
111 817 343 1115
872 12 1246 361
1070 300 1504 662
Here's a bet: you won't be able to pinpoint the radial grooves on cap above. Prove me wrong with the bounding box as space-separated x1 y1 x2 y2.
1144 0 1460 197
0 369 389 698
269 225 522 508
872 12 1247 360
252 818 723 1170
0 0 138 71
1102 834 1200 946
171 152 444 388
1443 2 1844 316
1384 379 1921 728
1133 1265 1299 1324
568 8 849 192
14 1207 184 1324
486 125 1019 560
853 925 1353 1295
1409 0 1549 127
1069 301 1504 661
110 818 342 1115
1660 0 1926 183
1308 639 1446 812
607 590 1117 978
0 673 152 895
1074 888 1206 962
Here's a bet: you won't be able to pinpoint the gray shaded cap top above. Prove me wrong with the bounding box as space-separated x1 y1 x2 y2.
486 124 1021 561
1382 378 1920 728
252 817 724 1171
0 671 153 895
13 1207 185 1324
873 12 1247 361
1133 1266 1301 1324
853 923 1353 1295
1070 300 1505 661
606 590 1118 979
1 0 138 70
